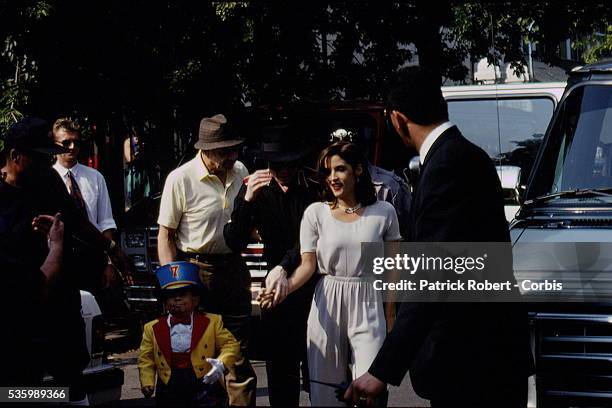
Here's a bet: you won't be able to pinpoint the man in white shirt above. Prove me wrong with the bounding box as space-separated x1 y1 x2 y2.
51 118 118 288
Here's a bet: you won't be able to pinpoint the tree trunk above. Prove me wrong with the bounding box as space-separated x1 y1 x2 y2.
413 1 448 86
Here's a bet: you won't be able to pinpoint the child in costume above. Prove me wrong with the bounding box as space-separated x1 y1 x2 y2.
138 261 240 406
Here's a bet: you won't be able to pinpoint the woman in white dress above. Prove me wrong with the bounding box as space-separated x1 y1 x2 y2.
274 141 401 406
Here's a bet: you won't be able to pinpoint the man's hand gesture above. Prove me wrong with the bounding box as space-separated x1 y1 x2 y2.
202 358 225 385
344 372 386 407
32 213 64 249
244 169 273 202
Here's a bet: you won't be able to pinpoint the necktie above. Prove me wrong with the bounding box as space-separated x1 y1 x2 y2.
67 170 88 217
170 316 191 327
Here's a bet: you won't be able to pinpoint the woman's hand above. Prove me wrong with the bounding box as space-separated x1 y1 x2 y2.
257 288 276 310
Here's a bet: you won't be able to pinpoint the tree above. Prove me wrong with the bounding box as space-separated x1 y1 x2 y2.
2 1 611 165
0 0 52 133
575 25 612 63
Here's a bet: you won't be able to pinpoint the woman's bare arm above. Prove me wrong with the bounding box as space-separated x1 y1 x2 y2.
287 252 317 295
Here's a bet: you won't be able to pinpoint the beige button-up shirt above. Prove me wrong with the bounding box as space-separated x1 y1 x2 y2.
157 152 248 254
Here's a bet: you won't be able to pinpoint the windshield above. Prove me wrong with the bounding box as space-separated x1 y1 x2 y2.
527 84 612 201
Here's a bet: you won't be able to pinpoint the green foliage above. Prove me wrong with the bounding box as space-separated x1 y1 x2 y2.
575 26 612 63
1 1 611 148
0 0 52 134
212 2 247 22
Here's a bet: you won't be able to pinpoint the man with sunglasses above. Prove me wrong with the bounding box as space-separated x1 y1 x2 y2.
52 118 118 290
0 117 126 403
157 114 256 407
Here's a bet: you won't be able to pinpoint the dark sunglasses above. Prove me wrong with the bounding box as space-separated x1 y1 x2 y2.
57 139 81 148
268 161 298 171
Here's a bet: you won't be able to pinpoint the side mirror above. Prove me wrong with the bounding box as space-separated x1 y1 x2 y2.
496 165 522 205
518 184 527 204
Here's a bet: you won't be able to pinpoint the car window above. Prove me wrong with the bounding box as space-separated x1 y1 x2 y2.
448 99 503 160
550 85 612 192
528 85 612 198
447 97 554 184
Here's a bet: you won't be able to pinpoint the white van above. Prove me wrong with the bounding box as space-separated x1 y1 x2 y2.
442 82 566 221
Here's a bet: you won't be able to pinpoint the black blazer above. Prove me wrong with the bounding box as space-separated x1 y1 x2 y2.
369 126 533 402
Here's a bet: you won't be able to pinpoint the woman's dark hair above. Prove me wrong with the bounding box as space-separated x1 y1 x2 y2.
317 141 377 207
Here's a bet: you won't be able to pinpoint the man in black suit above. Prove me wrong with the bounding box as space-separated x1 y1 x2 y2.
344 69 533 407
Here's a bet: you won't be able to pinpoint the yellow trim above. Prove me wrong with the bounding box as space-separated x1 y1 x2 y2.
162 280 197 290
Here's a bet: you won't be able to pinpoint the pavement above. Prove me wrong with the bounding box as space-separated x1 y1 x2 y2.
108 350 430 407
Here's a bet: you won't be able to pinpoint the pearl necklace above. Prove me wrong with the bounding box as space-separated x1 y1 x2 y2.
339 203 362 214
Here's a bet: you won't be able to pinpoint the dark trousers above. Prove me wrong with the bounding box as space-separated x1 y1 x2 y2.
3 335 46 386
263 274 318 407
45 289 90 402
177 252 256 407
263 304 307 407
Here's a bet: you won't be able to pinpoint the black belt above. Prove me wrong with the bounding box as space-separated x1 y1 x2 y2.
177 251 236 264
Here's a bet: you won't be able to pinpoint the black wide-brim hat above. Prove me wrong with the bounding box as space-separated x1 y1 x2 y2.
2 117 69 155
247 124 313 164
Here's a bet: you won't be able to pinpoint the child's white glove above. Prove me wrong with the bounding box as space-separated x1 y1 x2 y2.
202 358 225 385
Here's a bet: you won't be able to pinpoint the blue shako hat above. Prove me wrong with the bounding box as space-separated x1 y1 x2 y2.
156 261 203 291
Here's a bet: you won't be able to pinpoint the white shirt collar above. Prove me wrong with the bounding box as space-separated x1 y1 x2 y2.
419 121 454 165
53 161 81 178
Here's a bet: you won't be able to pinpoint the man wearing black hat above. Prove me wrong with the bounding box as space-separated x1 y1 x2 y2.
0 117 124 401
224 124 319 407
157 114 256 406
0 118 70 387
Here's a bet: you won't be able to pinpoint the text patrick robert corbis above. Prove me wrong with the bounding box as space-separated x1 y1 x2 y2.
373 279 562 292
370 254 563 292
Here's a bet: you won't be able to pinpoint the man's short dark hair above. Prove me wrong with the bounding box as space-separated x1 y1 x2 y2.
386 67 449 126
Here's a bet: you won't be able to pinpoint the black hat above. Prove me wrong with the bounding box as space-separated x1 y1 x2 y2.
250 124 312 163
1 117 68 155
194 114 245 150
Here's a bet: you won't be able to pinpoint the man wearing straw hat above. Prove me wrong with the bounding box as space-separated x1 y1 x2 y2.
157 114 256 406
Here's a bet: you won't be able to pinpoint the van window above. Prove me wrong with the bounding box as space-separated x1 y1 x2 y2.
530 85 612 197
447 97 555 184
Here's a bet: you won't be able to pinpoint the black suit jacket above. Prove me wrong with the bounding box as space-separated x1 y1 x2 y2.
369 126 533 402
